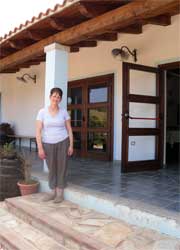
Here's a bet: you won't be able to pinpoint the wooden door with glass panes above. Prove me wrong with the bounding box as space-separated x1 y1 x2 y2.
68 74 114 160
122 62 164 172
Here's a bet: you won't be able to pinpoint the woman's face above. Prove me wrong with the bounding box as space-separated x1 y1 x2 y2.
50 92 61 106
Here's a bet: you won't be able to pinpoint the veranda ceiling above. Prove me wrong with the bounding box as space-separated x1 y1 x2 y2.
0 0 179 73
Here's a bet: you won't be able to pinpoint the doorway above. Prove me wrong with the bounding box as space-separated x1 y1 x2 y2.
121 62 164 172
162 62 180 169
68 74 114 161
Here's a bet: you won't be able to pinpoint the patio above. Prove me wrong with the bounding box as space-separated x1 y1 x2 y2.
28 148 180 218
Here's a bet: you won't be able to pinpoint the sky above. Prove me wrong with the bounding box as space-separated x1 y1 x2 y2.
0 0 63 38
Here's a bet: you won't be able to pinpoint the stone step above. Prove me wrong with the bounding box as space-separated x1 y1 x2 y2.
0 203 70 250
35 174 180 239
5 195 114 250
5 193 180 250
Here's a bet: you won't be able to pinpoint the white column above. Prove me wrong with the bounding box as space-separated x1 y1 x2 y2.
43 43 70 172
44 42 70 108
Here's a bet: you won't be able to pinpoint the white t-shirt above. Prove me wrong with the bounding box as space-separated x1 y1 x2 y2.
36 107 70 144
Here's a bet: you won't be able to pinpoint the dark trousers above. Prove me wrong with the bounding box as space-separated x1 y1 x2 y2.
43 138 69 189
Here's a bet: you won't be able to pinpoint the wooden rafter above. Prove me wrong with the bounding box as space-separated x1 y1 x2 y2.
48 17 65 31
70 47 80 52
74 41 97 47
26 30 55 41
6 39 32 50
145 14 171 26
94 33 118 41
0 0 179 73
77 2 108 18
117 23 142 34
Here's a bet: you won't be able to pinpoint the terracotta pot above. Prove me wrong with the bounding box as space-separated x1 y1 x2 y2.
17 181 39 196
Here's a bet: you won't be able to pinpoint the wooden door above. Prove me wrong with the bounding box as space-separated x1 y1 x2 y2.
68 74 114 161
122 62 164 172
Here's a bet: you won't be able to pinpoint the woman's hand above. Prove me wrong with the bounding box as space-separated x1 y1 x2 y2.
38 148 46 160
68 146 73 156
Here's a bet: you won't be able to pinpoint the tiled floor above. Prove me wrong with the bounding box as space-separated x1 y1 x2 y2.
24 149 180 214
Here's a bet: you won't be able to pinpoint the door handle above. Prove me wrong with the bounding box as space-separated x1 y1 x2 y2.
122 113 129 119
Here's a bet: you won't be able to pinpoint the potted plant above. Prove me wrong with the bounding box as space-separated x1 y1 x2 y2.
0 142 17 160
0 143 23 200
17 151 39 196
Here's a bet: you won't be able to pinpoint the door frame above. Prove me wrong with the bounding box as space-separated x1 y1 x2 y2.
122 62 164 172
158 61 180 165
68 73 114 161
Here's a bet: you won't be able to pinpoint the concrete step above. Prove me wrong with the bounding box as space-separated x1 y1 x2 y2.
0 203 70 250
5 193 180 250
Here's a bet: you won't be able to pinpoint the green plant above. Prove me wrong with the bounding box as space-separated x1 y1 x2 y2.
17 151 37 185
0 142 16 159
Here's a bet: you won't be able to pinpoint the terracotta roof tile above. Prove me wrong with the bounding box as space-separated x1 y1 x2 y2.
0 0 77 43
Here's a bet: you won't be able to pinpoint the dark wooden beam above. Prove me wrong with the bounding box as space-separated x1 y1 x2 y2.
6 39 32 50
26 30 54 41
145 14 171 26
0 0 178 72
1 68 19 73
48 17 65 31
93 33 118 41
117 24 142 34
7 40 22 50
77 2 107 18
73 41 97 47
70 47 80 53
19 62 40 67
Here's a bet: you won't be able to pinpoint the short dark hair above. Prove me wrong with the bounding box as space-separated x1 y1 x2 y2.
50 87 63 97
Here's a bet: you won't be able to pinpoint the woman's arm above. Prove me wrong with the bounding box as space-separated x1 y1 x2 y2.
36 120 46 159
65 119 73 156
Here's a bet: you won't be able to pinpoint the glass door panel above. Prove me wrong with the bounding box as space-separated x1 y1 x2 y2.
87 132 107 152
68 87 82 104
68 109 82 127
128 136 156 161
89 86 108 103
88 108 108 128
129 103 157 128
73 132 81 150
130 69 156 96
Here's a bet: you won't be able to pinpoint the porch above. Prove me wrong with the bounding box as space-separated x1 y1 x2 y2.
28 149 180 238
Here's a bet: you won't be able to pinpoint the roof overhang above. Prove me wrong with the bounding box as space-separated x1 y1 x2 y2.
0 0 179 73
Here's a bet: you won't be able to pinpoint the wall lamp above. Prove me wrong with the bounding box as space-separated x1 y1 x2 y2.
112 46 137 62
16 73 36 84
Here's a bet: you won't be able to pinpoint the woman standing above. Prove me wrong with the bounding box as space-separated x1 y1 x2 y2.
36 87 73 203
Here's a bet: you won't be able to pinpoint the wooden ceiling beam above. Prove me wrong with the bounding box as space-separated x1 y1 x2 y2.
26 30 54 41
145 14 171 26
19 62 40 67
48 17 65 31
70 47 80 53
0 0 178 72
0 48 17 58
6 39 32 50
7 40 22 50
1 68 19 73
74 41 97 47
93 33 118 41
117 23 142 34
77 2 108 18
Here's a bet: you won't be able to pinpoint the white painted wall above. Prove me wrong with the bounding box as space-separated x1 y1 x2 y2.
0 14 179 160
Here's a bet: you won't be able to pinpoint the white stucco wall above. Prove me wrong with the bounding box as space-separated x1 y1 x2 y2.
0 14 179 160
